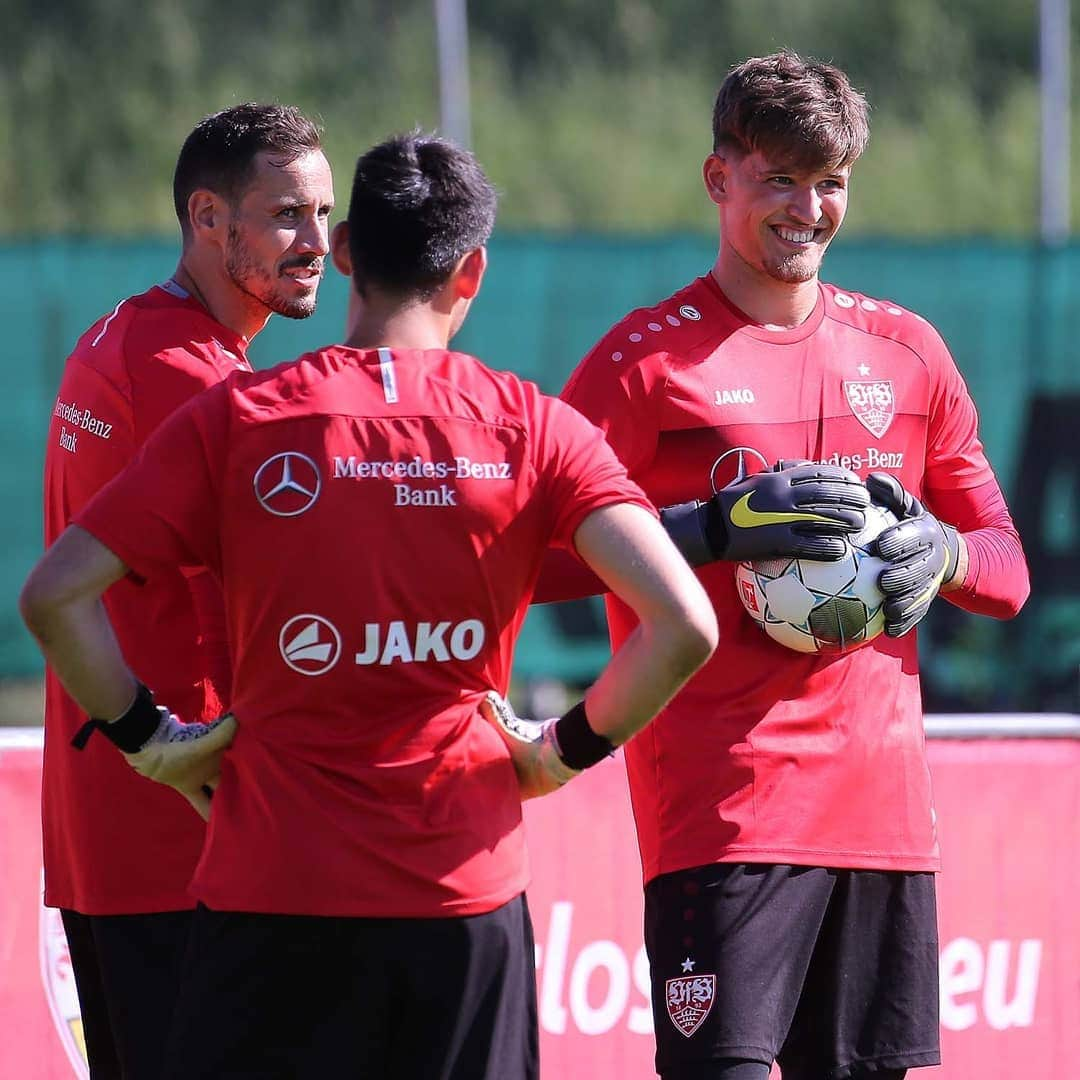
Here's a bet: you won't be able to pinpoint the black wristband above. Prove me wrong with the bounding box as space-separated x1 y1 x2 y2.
659 500 716 567
92 683 162 753
553 701 615 771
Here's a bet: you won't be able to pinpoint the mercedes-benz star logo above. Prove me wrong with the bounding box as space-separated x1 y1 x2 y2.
254 452 321 517
279 614 342 676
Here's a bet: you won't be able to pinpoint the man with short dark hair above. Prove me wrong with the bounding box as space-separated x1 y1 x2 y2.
536 51 1029 1079
21 132 717 1079
38 102 332 1078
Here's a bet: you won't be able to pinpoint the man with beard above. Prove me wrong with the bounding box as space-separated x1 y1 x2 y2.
38 103 333 1079
533 51 1028 1080
21 131 716 1079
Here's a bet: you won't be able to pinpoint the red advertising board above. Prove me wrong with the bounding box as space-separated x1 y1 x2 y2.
1 729 1078 1078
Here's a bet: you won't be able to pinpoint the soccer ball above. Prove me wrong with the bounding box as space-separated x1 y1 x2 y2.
734 502 899 654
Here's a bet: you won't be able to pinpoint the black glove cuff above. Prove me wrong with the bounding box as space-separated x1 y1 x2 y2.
659 500 717 567
554 701 615 771
89 682 161 753
941 522 961 584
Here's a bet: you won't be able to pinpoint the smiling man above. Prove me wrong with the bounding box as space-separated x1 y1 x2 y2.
535 50 1029 1080
36 103 333 1080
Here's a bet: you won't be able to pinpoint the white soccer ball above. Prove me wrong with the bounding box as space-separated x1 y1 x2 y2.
734 502 899 654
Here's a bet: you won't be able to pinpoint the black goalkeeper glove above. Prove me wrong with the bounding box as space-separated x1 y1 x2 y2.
660 459 869 565
866 472 961 637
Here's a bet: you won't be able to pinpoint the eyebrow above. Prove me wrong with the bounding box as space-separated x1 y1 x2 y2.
755 164 848 181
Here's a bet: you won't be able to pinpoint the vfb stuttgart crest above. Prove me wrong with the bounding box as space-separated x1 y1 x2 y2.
844 379 895 438
666 973 716 1037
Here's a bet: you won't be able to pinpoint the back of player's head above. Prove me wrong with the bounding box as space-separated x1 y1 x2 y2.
173 103 323 238
712 50 870 173
346 131 497 300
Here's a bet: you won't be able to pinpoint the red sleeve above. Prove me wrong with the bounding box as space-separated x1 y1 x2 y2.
532 333 665 602
921 326 994 492
529 390 655 550
560 341 665 477
128 342 233 445
914 325 1029 619
532 549 607 605
925 479 1030 620
76 382 230 581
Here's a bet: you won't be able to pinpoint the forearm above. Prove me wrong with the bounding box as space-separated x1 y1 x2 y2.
943 526 1030 618
23 595 137 719
926 480 1030 619
574 502 716 745
583 619 708 746
20 525 136 720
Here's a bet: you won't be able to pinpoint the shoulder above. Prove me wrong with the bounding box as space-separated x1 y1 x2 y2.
224 348 335 418
565 277 726 408
585 276 724 372
74 285 241 393
819 282 953 366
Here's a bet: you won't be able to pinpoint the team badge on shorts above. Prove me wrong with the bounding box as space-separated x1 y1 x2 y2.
843 379 895 438
665 973 716 1037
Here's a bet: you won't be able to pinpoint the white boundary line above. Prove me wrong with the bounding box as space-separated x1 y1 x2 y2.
4 720 1078 748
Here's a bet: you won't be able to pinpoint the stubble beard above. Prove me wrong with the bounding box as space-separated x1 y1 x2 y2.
764 249 823 285
225 225 320 321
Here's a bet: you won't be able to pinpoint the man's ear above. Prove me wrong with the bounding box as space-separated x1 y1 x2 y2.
330 220 352 276
702 154 730 207
187 189 224 240
453 247 487 300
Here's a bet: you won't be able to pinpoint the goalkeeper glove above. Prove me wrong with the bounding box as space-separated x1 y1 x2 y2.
83 683 236 820
480 692 615 799
866 472 961 637
660 459 869 565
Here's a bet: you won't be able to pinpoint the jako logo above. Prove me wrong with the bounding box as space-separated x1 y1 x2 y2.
714 388 755 406
355 619 485 665
279 615 342 675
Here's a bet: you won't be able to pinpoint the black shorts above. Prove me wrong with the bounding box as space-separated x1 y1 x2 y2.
60 908 195 1080
644 864 941 1080
162 894 539 1080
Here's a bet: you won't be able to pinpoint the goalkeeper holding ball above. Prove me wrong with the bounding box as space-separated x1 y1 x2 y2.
21 133 716 1080
528 50 1030 1080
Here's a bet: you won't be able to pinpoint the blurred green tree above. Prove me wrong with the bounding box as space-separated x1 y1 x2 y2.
0 0 1074 235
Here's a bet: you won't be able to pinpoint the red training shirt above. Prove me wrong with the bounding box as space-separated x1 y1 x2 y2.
557 274 1028 883
43 281 248 914
78 346 651 918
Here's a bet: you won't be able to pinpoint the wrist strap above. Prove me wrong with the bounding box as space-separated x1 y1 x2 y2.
659 500 716 567
553 701 615 771
73 683 161 753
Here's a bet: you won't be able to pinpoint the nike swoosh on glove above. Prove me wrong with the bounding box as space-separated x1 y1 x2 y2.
661 459 869 565
479 692 580 799
866 471 961 637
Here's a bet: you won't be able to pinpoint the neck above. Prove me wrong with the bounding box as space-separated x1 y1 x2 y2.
710 252 819 329
343 289 454 352
172 255 269 342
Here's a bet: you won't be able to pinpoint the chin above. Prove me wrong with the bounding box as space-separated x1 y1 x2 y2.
766 254 820 284
271 295 319 320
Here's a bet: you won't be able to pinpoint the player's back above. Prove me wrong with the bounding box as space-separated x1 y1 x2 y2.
174 344 634 917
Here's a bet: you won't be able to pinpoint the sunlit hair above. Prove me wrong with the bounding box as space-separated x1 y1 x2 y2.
173 103 323 237
346 131 497 300
712 50 870 173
